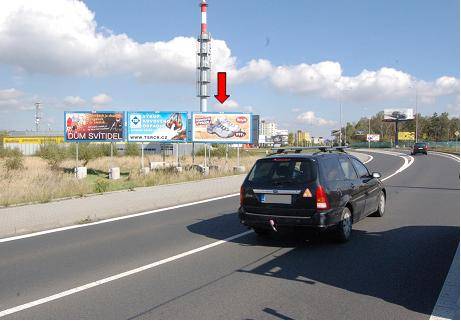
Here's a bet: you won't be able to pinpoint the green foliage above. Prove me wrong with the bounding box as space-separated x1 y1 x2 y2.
94 178 110 193
342 111 460 143
2 148 24 171
125 142 140 156
36 143 68 170
195 145 239 158
68 143 116 166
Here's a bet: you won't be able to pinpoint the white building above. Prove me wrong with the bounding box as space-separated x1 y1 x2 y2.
259 120 278 137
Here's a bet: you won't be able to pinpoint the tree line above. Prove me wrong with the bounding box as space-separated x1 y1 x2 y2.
344 111 459 143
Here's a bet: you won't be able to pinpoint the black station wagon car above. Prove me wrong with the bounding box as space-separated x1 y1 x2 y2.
238 147 386 242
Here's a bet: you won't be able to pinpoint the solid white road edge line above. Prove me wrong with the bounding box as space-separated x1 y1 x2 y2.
430 151 460 162
0 150 416 317
0 230 253 318
430 245 460 320
0 193 240 244
363 154 374 164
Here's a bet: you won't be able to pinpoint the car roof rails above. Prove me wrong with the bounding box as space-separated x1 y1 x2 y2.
269 146 332 156
314 146 350 155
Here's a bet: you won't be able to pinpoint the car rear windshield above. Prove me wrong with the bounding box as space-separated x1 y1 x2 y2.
247 158 316 185
415 143 427 147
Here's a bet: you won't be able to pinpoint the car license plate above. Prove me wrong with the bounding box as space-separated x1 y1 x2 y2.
418 148 423 150
260 194 292 204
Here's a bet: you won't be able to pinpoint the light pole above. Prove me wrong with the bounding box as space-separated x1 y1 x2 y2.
409 82 419 143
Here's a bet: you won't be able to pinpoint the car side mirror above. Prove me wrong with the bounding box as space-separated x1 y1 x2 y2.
372 172 381 179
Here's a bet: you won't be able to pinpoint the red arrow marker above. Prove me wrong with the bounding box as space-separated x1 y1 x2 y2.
214 72 230 104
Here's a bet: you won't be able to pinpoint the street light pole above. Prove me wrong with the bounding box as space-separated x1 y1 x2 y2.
339 100 342 146
368 116 371 149
415 86 418 143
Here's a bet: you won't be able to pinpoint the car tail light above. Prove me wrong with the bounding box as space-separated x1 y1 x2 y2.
240 186 244 206
316 185 330 210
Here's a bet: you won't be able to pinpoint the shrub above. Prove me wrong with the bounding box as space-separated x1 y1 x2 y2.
94 178 110 193
3 148 24 171
37 143 68 170
125 142 140 156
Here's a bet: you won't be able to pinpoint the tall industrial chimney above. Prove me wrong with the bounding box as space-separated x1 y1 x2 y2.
197 0 211 112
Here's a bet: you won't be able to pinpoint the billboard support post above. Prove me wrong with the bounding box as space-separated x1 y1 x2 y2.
237 145 240 167
176 143 180 167
110 142 113 166
75 142 79 170
141 142 145 171
192 143 195 164
226 144 228 162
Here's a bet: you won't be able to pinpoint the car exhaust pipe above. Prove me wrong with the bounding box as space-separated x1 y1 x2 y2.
269 219 277 232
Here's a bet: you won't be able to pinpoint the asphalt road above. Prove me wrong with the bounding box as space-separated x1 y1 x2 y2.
0 151 459 319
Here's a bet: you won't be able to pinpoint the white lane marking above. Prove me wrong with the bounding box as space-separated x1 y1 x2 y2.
0 193 239 244
430 245 460 320
380 153 414 182
0 229 253 318
363 154 374 164
430 151 460 163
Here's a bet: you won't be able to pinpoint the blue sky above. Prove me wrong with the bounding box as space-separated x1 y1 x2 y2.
0 0 459 137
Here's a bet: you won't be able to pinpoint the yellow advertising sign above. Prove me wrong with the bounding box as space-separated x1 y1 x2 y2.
3 136 64 144
398 132 415 140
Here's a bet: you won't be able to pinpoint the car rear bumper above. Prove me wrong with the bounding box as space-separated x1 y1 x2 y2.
238 207 343 229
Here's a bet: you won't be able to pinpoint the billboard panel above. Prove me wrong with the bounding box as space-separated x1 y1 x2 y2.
366 134 380 142
191 112 252 143
64 111 124 142
398 131 415 141
4 137 64 144
127 111 188 142
383 109 414 121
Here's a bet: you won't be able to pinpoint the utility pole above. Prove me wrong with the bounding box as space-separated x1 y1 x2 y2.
368 116 371 149
415 86 418 143
339 101 343 146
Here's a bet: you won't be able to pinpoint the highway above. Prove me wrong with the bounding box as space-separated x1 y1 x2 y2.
0 150 459 319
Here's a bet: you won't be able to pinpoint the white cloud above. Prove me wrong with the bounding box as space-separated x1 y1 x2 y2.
296 111 336 126
63 95 86 107
91 93 112 105
0 88 24 110
291 108 301 112
0 0 457 105
212 99 253 112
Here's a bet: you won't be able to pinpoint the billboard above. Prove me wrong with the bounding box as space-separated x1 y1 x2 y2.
3 136 64 144
398 131 415 141
64 111 124 142
383 109 414 122
191 112 252 143
127 111 187 142
366 134 380 142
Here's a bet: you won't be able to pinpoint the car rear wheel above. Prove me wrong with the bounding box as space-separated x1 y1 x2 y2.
372 191 386 217
333 207 352 243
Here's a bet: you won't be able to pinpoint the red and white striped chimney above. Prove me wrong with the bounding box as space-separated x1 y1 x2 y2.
200 0 207 34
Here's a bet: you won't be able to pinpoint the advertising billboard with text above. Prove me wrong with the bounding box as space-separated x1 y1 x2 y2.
126 111 187 142
64 111 124 142
383 109 414 121
366 134 380 142
191 112 252 143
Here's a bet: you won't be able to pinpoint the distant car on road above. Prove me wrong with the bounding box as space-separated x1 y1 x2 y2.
411 142 428 155
238 147 386 242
